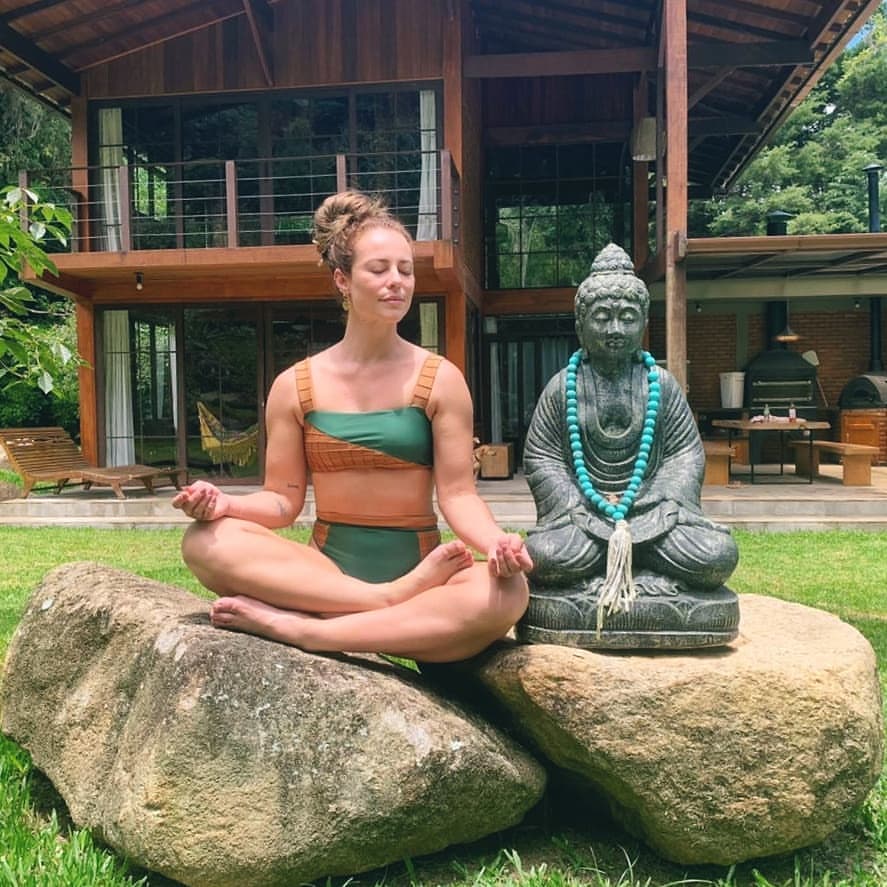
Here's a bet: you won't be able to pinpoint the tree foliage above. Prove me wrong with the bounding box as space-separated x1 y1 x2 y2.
0 82 70 183
0 186 74 394
690 1 887 236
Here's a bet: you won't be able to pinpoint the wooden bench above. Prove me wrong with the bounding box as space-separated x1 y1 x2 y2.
702 440 735 485
0 426 185 499
789 439 879 486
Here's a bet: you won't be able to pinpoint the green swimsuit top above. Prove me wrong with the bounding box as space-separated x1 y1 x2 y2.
295 354 441 473
306 407 433 467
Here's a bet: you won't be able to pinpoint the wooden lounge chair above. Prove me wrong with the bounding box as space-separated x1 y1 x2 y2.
0 426 184 499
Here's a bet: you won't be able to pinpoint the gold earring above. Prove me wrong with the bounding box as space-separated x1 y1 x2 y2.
341 291 351 311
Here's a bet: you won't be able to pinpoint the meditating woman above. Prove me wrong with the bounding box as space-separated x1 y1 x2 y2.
173 190 531 662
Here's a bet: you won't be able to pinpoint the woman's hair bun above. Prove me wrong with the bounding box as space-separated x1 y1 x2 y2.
313 190 390 271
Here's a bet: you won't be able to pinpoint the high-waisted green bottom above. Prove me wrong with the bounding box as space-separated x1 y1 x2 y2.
311 520 441 583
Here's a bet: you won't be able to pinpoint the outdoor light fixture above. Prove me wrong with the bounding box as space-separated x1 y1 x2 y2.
774 324 800 343
774 300 800 343
630 117 657 162
855 298 862 310
135 271 143 292
695 302 702 314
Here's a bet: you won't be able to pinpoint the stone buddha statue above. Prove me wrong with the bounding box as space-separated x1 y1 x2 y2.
519 243 740 648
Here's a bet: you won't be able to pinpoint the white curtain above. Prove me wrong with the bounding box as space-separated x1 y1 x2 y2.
98 108 124 251
540 337 569 386
103 310 135 465
416 90 438 241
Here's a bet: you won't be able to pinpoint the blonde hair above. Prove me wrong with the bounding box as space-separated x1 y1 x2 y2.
313 190 411 276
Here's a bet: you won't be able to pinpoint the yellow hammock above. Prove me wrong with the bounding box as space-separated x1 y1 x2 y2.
196 401 259 467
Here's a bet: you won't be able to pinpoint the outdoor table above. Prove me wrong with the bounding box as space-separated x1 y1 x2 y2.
711 418 832 484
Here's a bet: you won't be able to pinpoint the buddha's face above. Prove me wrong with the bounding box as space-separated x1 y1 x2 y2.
578 296 647 364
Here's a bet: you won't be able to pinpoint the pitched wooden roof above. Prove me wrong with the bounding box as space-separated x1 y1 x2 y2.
0 0 879 191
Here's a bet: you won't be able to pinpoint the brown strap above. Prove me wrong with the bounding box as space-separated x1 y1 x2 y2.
316 510 438 530
410 353 443 410
294 359 314 414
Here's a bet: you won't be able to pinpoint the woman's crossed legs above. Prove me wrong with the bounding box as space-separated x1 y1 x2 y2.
183 517 528 662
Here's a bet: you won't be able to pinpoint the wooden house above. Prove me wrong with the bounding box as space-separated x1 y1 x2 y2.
2 0 886 476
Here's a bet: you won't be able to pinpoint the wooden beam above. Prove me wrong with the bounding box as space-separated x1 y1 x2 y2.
464 39 812 82
717 0 808 28
30 0 143 41
483 288 574 315
689 39 812 69
1 0 67 23
664 0 688 389
688 10 787 42
688 67 733 110
0 21 79 93
690 115 761 137
465 46 657 78
242 0 274 86
485 121 630 146
64 1 245 71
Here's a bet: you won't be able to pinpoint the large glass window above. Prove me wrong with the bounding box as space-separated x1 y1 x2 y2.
91 86 441 251
269 96 348 245
485 143 629 289
353 90 439 237
182 103 260 247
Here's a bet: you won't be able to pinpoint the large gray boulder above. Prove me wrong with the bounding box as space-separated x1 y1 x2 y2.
466 594 883 865
1 563 546 887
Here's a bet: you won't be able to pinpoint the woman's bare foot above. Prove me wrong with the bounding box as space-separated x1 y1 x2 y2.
211 595 318 645
387 540 474 603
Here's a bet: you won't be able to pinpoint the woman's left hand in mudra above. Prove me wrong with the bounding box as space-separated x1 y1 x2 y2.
486 534 533 578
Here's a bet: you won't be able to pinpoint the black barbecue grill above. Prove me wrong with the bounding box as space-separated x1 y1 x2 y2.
744 349 818 413
838 373 887 409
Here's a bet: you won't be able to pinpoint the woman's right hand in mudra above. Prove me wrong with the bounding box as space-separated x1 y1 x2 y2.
172 479 231 522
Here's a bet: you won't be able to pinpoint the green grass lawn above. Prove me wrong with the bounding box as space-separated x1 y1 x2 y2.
0 527 884 887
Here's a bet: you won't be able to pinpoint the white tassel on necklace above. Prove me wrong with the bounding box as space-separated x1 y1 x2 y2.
596 519 636 638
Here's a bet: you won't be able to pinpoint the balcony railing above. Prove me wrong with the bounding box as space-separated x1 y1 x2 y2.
19 149 460 255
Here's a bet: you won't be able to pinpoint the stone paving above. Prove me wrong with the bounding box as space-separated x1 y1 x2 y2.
2 464 887 531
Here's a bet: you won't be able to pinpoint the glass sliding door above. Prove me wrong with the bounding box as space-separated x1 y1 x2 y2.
184 306 260 479
486 315 577 463
101 307 179 468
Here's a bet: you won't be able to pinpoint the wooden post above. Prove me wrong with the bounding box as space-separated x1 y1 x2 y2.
75 298 99 465
225 160 239 248
664 0 689 390
440 149 453 241
445 287 467 372
336 154 348 192
117 165 132 253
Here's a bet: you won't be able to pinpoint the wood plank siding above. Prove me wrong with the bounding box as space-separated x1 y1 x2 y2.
84 1 444 98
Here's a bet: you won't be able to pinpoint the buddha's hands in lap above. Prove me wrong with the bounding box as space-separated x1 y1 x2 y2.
172 480 231 522
625 499 680 545
487 533 533 579
565 499 681 546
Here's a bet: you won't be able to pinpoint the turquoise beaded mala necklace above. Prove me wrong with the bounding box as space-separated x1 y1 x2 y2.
565 348 661 520
564 347 661 631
